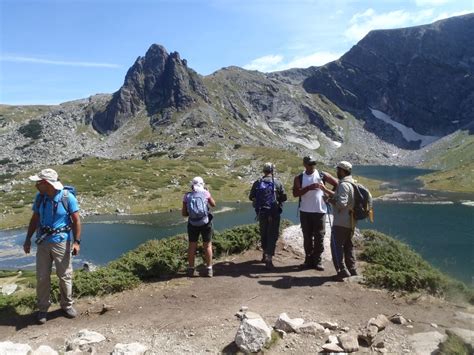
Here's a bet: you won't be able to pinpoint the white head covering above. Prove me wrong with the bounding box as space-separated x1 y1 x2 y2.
29 168 64 190
191 176 205 192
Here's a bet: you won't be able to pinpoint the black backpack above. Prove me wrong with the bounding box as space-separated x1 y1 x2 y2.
349 183 373 221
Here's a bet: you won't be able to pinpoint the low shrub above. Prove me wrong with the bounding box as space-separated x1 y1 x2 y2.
360 230 474 304
18 119 42 139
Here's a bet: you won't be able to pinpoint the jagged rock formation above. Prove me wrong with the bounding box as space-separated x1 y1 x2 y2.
92 44 209 133
1 14 473 175
303 14 474 142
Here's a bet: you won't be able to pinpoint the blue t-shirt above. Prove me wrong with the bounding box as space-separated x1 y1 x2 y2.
32 190 80 243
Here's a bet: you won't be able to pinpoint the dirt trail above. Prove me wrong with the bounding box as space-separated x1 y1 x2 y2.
1 226 473 354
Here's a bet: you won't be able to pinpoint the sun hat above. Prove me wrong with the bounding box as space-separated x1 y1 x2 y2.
336 161 352 173
191 176 205 191
262 162 274 173
29 168 64 190
303 156 317 165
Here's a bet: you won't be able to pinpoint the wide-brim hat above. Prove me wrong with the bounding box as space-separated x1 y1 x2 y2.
29 168 64 190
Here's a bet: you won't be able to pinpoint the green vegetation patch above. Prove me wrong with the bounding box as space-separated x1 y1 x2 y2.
360 230 474 304
18 119 43 139
439 333 473 355
0 222 280 315
419 162 474 193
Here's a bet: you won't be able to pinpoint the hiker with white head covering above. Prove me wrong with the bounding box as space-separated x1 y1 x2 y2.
23 168 81 324
182 176 216 277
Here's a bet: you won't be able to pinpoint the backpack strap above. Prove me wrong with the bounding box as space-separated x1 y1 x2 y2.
61 189 70 215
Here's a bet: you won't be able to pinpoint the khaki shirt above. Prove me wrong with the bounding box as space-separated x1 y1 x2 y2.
331 176 355 229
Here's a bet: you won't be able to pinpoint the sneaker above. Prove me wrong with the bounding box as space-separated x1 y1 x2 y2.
315 261 325 271
63 307 77 319
206 267 213 278
37 311 47 324
187 267 195 277
349 269 358 276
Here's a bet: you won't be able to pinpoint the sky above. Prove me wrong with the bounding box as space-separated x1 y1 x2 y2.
0 0 472 105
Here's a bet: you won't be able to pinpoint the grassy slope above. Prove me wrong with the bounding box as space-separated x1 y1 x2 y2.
420 132 474 193
0 145 385 229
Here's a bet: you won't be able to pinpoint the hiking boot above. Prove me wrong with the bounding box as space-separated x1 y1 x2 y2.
206 267 213 278
335 269 351 281
299 262 312 270
37 311 47 324
349 269 358 276
187 267 195 277
265 259 274 270
63 307 77 319
315 261 325 271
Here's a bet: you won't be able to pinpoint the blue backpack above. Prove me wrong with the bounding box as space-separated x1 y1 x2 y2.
254 179 277 215
186 191 209 226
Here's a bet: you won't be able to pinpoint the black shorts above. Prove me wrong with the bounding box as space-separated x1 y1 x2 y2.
187 222 213 243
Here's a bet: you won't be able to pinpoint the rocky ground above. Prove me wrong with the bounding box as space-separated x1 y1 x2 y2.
1 222 473 354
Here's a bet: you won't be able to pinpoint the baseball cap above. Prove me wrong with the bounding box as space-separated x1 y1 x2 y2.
262 162 274 173
303 156 317 165
337 161 352 172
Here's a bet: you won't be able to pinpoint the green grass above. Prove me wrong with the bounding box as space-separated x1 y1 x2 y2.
0 105 54 124
439 333 473 355
360 230 474 304
0 145 386 229
419 162 474 193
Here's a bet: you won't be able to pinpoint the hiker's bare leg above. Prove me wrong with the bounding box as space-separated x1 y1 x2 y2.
203 241 212 267
188 242 198 267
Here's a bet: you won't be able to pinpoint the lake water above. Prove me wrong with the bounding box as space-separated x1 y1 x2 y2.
1 166 473 284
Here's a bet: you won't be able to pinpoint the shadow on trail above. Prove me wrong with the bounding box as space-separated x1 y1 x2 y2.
258 275 335 289
0 307 68 331
212 259 302 279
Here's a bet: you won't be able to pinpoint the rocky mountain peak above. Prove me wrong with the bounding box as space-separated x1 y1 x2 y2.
92 43 208 133
303 13 474 146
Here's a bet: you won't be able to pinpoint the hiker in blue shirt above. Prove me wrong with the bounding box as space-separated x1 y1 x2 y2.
23 168 81 324
249 163 287 269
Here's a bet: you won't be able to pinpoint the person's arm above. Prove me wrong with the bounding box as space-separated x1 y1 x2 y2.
182 201 189 217
320 184 336 199
249 180 258 201
322 172 338 190
71 212 81 256
277 181 287 203
208 196 216 208
23 212 40 254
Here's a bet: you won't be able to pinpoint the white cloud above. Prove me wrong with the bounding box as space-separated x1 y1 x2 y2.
0 55 122 68
415 0 452 7
244 51 342 72
431 10 473 22
344 8 436 42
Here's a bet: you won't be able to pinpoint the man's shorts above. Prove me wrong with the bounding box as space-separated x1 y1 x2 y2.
187 222 213 243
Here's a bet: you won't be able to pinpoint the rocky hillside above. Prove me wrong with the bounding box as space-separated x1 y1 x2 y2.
303 13 474 148
0 14 472 177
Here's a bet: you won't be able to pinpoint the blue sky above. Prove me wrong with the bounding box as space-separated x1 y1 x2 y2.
0 0 472 105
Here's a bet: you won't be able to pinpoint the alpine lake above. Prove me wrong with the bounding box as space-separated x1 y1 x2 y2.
1 166 472 285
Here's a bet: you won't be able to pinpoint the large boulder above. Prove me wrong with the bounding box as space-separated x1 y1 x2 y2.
235 314 272 353
338 331 359 352
111 342 148 355
447 328 474 348
408 331 447 355
32 345 58 355
66 329 106 351
0 341 32 354
274 313 305 333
